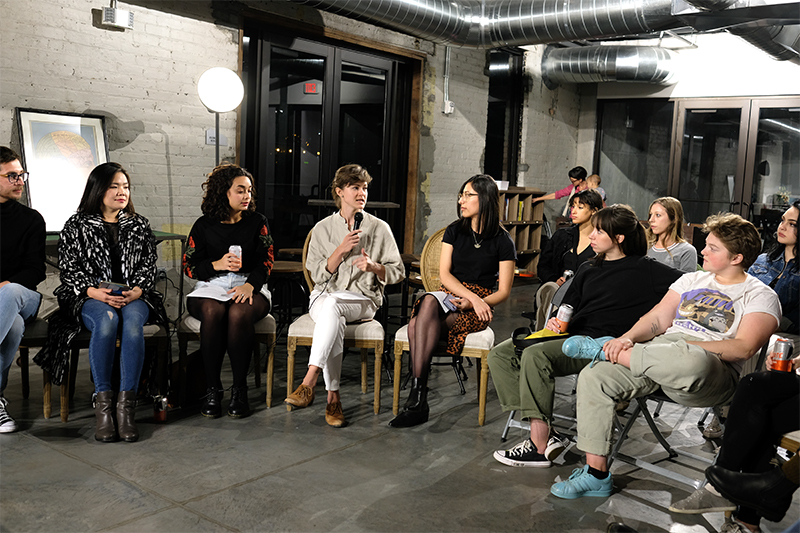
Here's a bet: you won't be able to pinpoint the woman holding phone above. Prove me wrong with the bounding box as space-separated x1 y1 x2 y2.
36 162 166 443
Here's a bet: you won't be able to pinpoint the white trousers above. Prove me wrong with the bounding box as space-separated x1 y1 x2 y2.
307 291 377 391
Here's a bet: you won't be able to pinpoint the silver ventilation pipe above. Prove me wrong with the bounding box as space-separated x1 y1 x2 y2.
291 0 682 48
728 24 800 64
541 46 677 87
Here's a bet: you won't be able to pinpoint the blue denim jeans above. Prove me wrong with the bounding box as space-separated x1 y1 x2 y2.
81 298 149 393
0 283 42 393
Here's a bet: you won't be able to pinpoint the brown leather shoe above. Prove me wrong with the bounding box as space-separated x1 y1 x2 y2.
325 401 346 428
94 390 118 442
116 390 139 442
285 384 315 409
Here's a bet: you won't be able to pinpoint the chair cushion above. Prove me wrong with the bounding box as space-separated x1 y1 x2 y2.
288 313 384 340
181 314 275 335
393 324 494 351
22 318 49 340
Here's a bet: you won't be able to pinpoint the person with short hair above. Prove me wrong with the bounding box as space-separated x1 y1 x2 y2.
646 196 697 273
489 205 681 467
585 174 606 205
35 162 167 442
285 164 403 428
0 146 46 433
184 164 274 420
533 166 588 217
553 213 781 500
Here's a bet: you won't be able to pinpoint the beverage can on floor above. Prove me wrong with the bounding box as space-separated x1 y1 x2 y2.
153 395 168 422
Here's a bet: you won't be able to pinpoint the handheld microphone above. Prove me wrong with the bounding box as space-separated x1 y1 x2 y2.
353 211 363 231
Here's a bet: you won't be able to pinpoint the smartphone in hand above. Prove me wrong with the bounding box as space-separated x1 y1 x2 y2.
99 281 131 296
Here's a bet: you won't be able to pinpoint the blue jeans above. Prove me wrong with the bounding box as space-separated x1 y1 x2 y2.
81 299 149 393
0 284 41 393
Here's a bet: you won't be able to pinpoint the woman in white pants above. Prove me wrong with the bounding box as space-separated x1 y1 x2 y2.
285 164 404 427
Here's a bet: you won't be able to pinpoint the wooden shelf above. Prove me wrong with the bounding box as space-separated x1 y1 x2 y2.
499 187 545 276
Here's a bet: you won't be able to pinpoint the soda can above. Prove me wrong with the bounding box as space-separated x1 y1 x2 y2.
771 338 794 373
554 304 573 333
153 395 167 422
563 270 574 281
229 245 242 259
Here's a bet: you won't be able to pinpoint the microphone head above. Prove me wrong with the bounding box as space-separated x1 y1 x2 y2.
353 211 363 230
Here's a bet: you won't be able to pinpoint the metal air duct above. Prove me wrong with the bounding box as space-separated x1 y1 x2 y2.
541 45 677 87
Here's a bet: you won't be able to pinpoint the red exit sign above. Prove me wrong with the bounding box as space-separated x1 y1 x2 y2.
304 82 320 94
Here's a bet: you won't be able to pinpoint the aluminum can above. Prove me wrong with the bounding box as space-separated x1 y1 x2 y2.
555 304 573 333
153 395 167 422
229 245 242 259
563 270 574 281
771 338 794 373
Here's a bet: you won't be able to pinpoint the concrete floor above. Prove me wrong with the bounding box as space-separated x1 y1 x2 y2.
2 280 798 532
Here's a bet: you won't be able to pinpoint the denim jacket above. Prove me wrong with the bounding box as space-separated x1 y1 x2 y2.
748 252 799 334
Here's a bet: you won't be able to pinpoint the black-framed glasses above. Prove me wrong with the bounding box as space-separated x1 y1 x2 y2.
458 192 479 200
0 172 29 184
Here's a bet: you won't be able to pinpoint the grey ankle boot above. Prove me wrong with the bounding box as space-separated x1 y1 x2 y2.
94 391 118 442
116 390 139 442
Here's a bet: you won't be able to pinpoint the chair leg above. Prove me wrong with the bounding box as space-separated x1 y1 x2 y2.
253 340 262 389
501 410 516 441
19 347 30 400
393 344 403 415
68 348 80 402
373 341 383 415
360 348 368 394
43 371 52 419
286 336 296 412
266 333 275 408
178 334 189 408
478 354 489 426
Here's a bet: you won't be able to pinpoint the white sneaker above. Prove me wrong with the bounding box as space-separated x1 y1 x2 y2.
544 433 570 461
0 397 18 433
669 485 736 514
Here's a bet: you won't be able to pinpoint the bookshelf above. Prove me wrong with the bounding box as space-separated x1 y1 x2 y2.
499 187 546 276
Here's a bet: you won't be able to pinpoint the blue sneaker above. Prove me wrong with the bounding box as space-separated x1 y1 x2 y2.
550 465 613 499
562 336 614 367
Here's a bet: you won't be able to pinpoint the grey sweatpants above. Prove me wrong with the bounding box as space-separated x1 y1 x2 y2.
575 333 739 456
487 337 590 427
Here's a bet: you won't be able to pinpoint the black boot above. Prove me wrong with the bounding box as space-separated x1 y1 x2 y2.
94 391 118 442
707 464 798 522
201 387 223 418
116 390 139 442
228 385 251 418
388 377 429 428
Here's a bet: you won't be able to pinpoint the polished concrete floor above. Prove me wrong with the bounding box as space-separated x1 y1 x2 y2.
2 280 798 532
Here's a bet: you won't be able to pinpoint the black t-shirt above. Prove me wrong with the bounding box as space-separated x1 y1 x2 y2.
562 255 682 338
443 222 517 289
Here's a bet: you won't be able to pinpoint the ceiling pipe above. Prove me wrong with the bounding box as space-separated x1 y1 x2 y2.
541 45 677 88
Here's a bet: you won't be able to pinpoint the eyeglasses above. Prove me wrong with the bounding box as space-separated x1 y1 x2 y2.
458 192 479 200
0 172 29 184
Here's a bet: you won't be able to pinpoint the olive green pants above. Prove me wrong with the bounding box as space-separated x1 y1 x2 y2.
487 337 590 427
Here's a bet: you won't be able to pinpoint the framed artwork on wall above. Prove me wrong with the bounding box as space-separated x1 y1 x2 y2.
15 108 109 233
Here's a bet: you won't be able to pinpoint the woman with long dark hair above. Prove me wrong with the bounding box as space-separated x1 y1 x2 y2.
748 200 799 333
645 196 697 273
489 204 681 467
36 162 166 442
183 164 274 419
389 175 517 428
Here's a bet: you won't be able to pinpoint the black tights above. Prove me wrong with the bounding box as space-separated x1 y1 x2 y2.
187 294 270 389
407 295 457 378
717 370 800 525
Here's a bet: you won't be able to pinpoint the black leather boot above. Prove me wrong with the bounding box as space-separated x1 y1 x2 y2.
388 376 429 428
201 387 223 418
227 385 250 418
94 390 118 442
707 464 798 522
116 390 139 442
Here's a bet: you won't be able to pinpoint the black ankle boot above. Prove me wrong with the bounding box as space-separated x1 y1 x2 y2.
707 464 798 522
228 385 250 418
389 377 429 428
201 387 223 418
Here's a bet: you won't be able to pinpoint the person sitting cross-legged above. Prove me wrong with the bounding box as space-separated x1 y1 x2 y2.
551 213 781 500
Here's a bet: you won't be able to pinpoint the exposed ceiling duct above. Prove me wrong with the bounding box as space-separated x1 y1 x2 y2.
541 46 677 87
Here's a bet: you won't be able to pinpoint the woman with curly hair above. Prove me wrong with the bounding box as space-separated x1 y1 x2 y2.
183 164 274 419
645 196 697 272
36 162 167 442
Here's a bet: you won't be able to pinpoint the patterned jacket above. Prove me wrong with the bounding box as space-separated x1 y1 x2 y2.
34 212 167 386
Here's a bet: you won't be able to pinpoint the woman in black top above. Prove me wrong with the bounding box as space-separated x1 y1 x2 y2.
389 175 516 428
183 164 274 419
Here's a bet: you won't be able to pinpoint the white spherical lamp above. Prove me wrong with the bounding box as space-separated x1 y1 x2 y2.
197 67 244 113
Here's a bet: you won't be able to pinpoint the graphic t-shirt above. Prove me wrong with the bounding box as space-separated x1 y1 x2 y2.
665 271 782 343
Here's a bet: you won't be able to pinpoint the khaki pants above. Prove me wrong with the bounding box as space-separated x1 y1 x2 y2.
487 337 590 427
576 333 739 456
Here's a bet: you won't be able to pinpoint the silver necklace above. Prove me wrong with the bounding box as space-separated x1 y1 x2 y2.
472 230 483 249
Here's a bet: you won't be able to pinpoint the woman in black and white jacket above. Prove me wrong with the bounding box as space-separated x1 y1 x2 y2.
36 163 165 443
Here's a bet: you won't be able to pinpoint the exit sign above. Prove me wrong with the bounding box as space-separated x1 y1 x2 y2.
304 82 320 94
